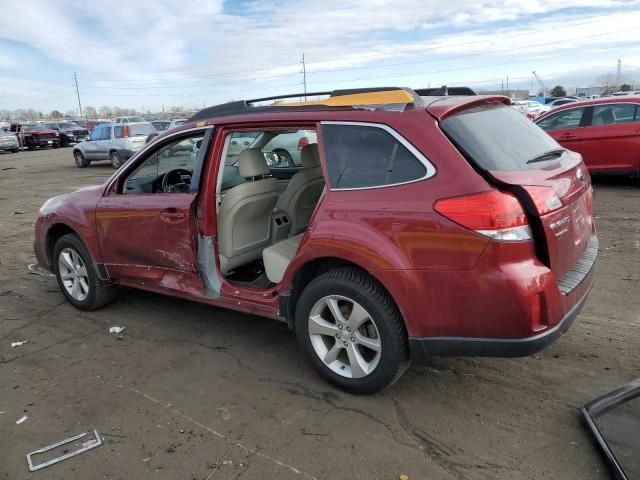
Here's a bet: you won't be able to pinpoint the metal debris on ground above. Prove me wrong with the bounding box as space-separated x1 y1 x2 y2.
11 340 29 348
26 430 103 472
108 326 125 334
16 415 28 424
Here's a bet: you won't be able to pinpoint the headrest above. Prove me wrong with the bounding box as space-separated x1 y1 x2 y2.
300 143 320 168
238 148 269 177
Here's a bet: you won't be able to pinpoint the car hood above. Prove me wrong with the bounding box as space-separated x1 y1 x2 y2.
40 184 104 215
24 129 58 135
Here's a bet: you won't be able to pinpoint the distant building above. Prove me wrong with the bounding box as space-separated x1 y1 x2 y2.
476 89 529 100
575 86 607 98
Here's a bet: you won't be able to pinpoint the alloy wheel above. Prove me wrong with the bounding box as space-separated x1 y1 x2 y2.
308 295 382 379
57 247 90 301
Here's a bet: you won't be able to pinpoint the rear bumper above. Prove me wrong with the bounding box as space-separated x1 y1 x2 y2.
409 281 592 361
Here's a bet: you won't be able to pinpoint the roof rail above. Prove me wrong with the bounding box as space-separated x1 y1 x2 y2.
416 86 477 96
188 87 422 122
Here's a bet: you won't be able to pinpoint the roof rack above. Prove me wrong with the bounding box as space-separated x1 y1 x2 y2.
416 86 477 96
189 87 421 122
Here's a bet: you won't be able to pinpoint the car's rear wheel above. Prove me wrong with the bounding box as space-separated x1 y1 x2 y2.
295 268 409 394
60 136 69 148
110 150 123 169
74 150 88 168
53 234 118 311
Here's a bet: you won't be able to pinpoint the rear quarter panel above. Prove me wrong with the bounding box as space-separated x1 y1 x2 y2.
281 110 495 336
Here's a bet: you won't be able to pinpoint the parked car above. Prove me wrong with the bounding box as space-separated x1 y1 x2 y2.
511 100 551 119
72 122 156 168
0 129 20 152
45 121 89 147
114 116 146 124
86 120 110 134
548 98 580 108
12 123 60 150
167 118 187 130
251 130 318 166
35 88 597 393
151 120 171 131
535 96 640 176
611 90 640 97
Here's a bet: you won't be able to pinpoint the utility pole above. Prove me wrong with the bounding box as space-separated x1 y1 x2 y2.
301 53 307 100
73 72 83 117
616 59 622 86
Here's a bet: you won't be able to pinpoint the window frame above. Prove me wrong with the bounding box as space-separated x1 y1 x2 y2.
536 107 587 132
104 126 212 196
587 102 640 127
319 121 436 191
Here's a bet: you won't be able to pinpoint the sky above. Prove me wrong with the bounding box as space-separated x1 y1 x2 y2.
0 0 639 114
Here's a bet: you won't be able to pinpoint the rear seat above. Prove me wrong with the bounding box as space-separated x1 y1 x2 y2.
263 234 303 283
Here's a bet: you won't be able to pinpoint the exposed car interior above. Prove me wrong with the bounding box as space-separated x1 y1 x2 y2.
216 128 324 287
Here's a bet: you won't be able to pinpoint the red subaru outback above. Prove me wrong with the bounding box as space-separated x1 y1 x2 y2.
34 88 597 393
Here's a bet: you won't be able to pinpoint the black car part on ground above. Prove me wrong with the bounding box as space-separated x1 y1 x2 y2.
581 377 640 480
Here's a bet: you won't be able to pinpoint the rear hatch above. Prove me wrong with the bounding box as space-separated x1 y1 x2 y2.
126 123 155 150
436 101 595 282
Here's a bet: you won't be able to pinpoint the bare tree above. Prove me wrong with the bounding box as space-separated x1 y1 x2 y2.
98 105 113 119
83 106 97 119
50 110 63 119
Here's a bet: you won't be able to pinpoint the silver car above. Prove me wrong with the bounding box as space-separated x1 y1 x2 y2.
0 129 20 153
72 122 156 169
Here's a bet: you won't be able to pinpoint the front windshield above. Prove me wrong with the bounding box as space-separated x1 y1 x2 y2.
21 124 39 132
59 122 79 128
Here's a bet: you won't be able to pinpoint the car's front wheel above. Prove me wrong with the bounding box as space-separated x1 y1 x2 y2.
74 150 88 168
295 268 409 394
110 150 123 169
53 234 118 311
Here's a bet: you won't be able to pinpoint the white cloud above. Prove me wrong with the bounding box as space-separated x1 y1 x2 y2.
0 0 639 110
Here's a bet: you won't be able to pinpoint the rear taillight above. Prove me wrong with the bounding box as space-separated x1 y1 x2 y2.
522 186 563 215
297 136 309 150
434 190 532 241
123 125 129 137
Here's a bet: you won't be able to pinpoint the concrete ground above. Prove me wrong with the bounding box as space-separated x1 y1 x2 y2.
0 148 638 480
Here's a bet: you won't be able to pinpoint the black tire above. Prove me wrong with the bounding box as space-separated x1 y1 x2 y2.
10 148 19 153
53 233 118 311
60 136 69 148
273 149 295 167
74 150 88 168
52 142 59 149
295 267 409 394
110 150 123 169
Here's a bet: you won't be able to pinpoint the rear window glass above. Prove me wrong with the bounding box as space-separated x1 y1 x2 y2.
440 103 561 171
128 124 155 136
322 124 427 189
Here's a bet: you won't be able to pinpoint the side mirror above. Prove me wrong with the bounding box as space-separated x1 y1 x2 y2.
195 139 202 149
84 136 91 142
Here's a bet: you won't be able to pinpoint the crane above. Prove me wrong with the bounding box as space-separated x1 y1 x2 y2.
532 71 549 96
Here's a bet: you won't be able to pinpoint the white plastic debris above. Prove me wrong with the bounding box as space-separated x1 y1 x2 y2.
16 415 28 425
11 341 28 348
108 326 125 334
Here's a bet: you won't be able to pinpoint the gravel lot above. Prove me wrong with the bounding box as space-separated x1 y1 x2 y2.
1 147 638 480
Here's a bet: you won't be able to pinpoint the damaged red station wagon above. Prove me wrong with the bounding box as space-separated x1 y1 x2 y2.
34 88 597 393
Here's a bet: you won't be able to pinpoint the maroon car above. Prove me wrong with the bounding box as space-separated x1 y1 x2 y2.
34 88 597 393
12 123 60 150
535 96 640 176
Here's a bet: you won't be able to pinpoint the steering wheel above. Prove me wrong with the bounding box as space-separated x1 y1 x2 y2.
161 168 192 193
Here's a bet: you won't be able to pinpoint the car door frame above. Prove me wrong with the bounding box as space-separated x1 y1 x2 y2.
83 125 103 159
579 102 640 173
536 106 589 154
97 125 215 295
